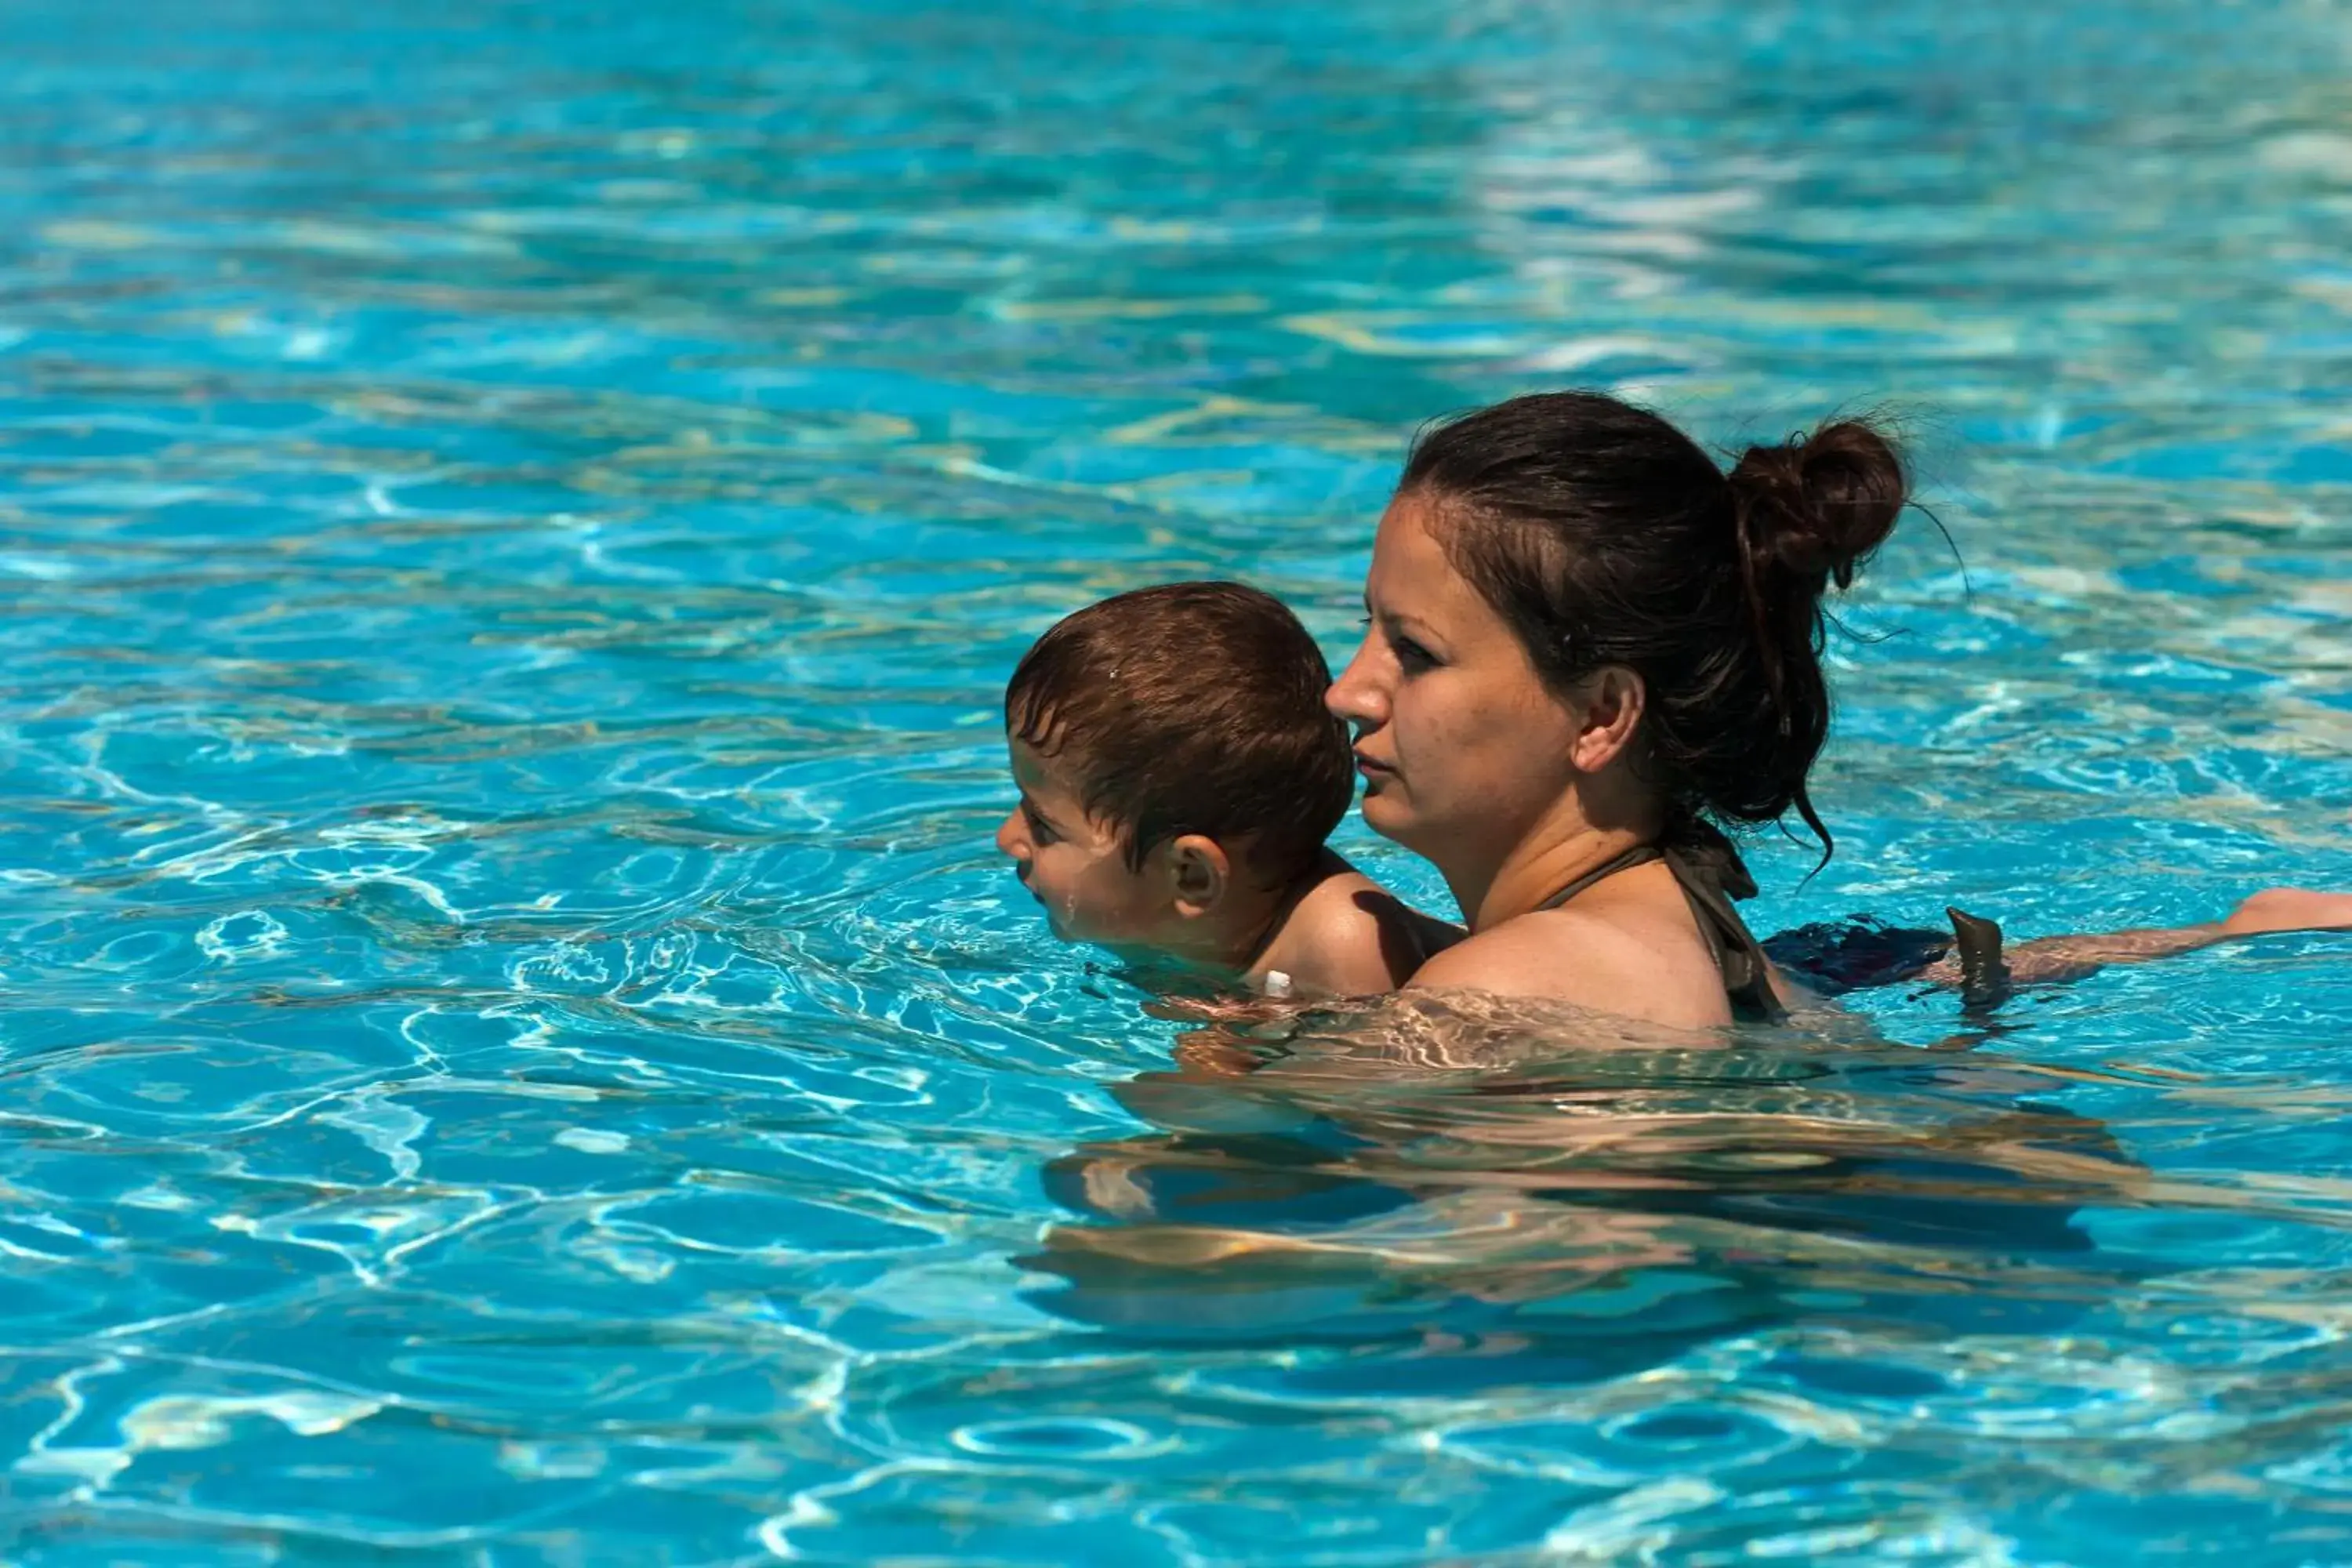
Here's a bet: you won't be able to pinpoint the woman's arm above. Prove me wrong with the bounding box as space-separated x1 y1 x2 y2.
1928 887 2352 991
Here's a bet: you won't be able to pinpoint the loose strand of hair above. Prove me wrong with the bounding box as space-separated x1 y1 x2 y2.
1789 785 1837 880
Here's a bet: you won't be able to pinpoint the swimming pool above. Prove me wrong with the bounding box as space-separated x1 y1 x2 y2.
3 0 2350 1559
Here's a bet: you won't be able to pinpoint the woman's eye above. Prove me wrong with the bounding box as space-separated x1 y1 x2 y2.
1362 612 1436 670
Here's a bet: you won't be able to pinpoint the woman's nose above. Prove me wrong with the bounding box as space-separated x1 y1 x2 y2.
1325 637 1388 728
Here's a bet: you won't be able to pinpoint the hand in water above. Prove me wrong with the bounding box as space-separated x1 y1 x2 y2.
2220 887 2352 936
1918 884 2352 996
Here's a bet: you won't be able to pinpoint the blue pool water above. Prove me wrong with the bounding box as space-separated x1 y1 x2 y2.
3 0 2351 1560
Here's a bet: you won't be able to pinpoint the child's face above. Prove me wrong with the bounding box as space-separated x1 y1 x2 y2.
995 736 1169 949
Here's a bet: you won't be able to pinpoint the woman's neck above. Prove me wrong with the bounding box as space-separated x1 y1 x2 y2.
1447 808 1663 933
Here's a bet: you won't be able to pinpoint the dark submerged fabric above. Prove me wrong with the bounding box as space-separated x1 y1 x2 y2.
1761 918 1955 997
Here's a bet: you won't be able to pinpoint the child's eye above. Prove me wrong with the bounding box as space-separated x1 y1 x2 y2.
1022 802 1060 845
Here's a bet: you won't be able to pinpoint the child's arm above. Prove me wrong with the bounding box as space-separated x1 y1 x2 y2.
1247 869 1461 1000
1147 872 1464 1076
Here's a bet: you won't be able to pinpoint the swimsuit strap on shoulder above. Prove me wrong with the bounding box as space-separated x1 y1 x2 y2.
1532 826 1786 1025
1532 844 1664 913
1657 844 1785 1023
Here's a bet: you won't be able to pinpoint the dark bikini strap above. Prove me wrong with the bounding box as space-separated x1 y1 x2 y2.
1533 844 1664 913
1657 846 1784 1022
1531 832 1787 1023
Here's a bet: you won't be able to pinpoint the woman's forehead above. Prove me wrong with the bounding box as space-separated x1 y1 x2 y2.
1369 492 1446 585
1370 494 1480 620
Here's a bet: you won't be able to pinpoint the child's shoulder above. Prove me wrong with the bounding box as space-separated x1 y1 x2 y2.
1252 859 1460 998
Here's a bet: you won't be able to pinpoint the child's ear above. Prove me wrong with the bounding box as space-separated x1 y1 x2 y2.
1164 833 1231 918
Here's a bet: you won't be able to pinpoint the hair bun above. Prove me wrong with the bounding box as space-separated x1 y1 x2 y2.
1726 418 1907 588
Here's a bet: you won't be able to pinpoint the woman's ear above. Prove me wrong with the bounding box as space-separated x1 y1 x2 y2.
1163 833 1232 919
1567 665 1646 774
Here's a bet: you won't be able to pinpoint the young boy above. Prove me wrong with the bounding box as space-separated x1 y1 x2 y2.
995 581 2352 1004
996 580 1450 998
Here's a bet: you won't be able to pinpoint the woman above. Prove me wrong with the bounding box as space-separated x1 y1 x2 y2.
1327 390 1914 1030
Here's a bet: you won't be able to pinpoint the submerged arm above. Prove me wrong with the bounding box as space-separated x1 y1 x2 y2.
1927 887 2352 990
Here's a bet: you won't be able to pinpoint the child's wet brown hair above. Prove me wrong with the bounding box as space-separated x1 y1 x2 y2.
1005 582 1354 890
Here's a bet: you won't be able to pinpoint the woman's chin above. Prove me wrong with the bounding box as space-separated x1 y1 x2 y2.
1356 790 1416 844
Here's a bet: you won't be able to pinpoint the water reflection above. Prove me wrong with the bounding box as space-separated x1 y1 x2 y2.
3 0 2352 1558
1026 1002 2234 1381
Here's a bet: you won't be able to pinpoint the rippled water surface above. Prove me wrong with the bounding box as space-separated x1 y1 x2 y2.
4 0 2352 1561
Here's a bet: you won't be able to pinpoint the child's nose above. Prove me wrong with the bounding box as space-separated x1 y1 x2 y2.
994 808 1028 861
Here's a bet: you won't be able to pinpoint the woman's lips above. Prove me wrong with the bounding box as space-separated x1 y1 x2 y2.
1352 750 1395 778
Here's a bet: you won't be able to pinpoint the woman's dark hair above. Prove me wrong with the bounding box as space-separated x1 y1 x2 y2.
1399 390 1906 860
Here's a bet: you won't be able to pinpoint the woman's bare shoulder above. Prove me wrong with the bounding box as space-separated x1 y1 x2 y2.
1407 907 1732 1029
